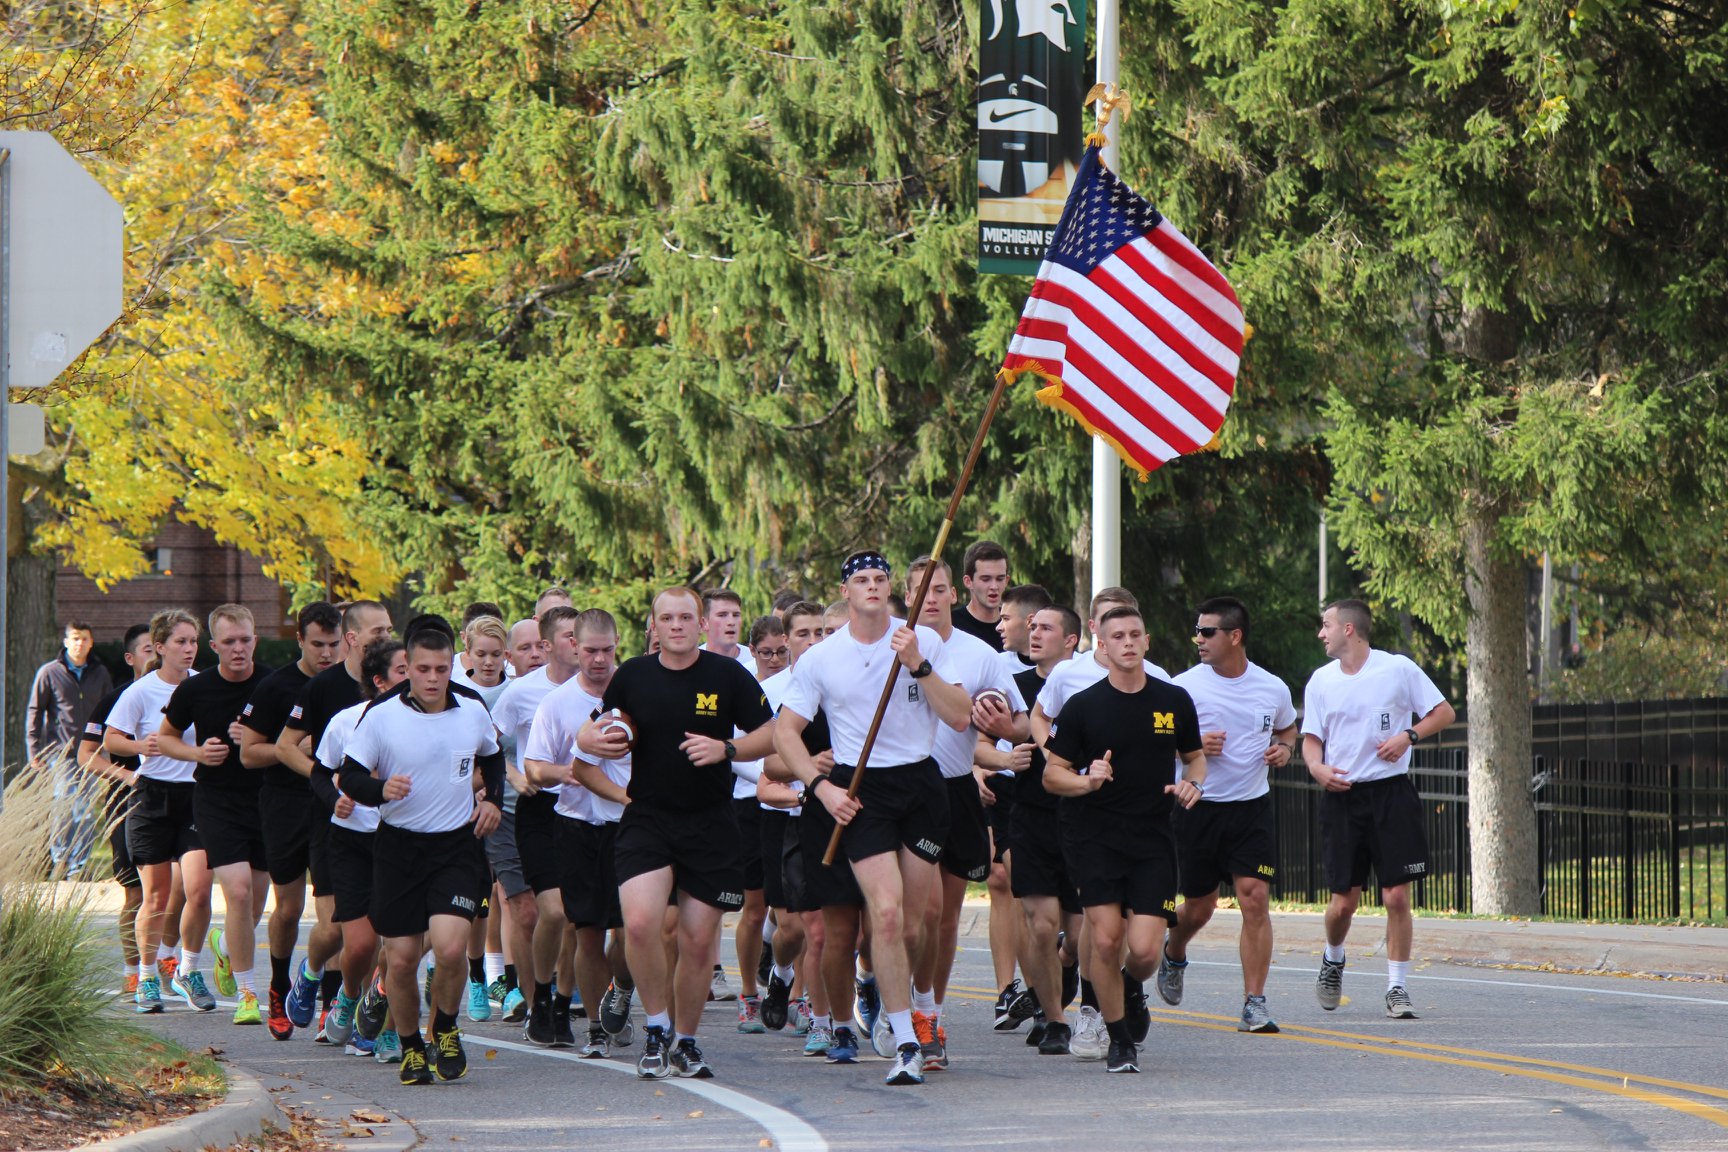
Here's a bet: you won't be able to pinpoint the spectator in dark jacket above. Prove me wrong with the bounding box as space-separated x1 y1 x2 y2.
30 622 115 876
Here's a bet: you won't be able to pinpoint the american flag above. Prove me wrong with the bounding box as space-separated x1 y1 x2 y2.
1001 144 1244 478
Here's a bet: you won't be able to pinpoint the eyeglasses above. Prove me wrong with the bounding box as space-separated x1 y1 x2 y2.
754 647 791 660
1193 626 1223 638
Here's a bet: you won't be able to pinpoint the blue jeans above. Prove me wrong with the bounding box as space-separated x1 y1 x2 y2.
49 759 99 877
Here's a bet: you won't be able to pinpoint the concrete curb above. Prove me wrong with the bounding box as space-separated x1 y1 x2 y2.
80 1064 282 1152
252 1071 419 1152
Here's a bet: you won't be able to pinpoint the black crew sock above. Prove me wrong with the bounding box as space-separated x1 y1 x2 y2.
553 992 571 1014
468 956 485 984
1080 978 1098 1011
1104 1017 1131 1046
433 1008 457 1035
534 981 553 1008
320 970 342 1008
271 954 292 996
402 1029 426 1051
505 964 519 992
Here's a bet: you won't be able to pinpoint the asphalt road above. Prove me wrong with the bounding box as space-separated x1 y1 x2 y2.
110 913 1728 1151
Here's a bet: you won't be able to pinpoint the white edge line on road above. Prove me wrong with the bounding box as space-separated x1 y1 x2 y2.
484 1035 830 1152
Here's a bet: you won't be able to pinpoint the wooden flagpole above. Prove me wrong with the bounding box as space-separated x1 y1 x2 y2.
821 369 1013 865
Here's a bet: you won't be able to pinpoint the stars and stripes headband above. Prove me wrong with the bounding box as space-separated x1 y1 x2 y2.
841 551 892 582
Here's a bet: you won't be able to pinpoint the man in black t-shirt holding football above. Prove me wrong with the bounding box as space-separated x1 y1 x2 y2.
579 586 776 1082
1044 605 1206 1076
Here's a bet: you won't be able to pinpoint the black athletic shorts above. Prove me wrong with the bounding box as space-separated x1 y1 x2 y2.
1320 774 1430 893
307 796 335 898
1174 794 1278 898
515 789 561 896
260 783 313 886
734 796 765 890
484 807 530 899
759 807 797 909
1008 803 1080 914
195 785 268 872
109 794 140 888
829 758 949 866
942 774 992 882
982 774 1015 863
798 785 863 909
557 816 622 929
614 802 745 911
125 778 200 867
370 822 490 938
326 824 376 924
1065 822 1179 922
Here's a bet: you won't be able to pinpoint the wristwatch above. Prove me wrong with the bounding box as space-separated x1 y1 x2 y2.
722 739 737 760
910 659 934 679
1404 727 1420 746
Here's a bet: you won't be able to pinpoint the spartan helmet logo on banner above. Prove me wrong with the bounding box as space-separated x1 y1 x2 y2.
978 0 1084 199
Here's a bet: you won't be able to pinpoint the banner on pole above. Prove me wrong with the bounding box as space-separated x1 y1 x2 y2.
977 0 1089 276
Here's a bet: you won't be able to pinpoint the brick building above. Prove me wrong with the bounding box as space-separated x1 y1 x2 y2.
55 515 293 642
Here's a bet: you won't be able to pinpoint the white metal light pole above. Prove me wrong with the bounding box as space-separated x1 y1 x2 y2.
1090 0 1122 597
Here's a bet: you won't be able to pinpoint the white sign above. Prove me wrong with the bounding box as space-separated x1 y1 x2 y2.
1 131 125 389
7 401 44 455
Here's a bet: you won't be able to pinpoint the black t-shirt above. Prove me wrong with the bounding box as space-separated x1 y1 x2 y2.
242 663 314 791
1046 674 1201 851
951 606 1004 652
602 651 774 812
84 684 139 804
163 664 274 791
800 708 833 757
1012 666 1055 811
279 663 365 793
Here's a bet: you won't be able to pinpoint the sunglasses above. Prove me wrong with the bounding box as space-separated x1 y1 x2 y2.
1194 626 1225 638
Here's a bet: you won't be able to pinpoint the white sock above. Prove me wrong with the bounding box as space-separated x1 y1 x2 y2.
646 1011 672 1032
235 969 256 995
1324 943 1346 963
855 960 874 983
761 918 775 944
933 999 944 1023
180 947 200 974
1387 960 1409 990
911 986 936 1014
813 1014 831 1030
484 952 505 985
772 963 796 985
886 1009 916 1047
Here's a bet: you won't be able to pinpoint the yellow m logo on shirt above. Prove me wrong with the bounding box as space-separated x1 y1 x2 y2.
1154 711 1175 733
696 692 718 716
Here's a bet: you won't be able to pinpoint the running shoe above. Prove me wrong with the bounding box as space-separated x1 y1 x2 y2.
912 1011 942 1071
1038 1021 1073 1055
208 928 237 997
1026 1017 1048 1047
802 1024 833 1057
1240 995 1280 1033
1385 985 1417 1019
761 975 793 1031
123 973 140 997
373 1029 402 1064
325 991 359 1045
314 1007 332 1044
737 995 765 1033
1155 939 1187 1006
790 997 814 1035
501 987 527 1023
1122 969 1151 1044
551 1000 576 1049
1071 1006 1106 1061
670 1038 713 1079
636 1025 671 1079
869 1010 894 1059
466 978 491 1022
1106 1037 1140 1073
884 1042 924 1086
267 987 294 1040
485 975 508 1008
992 979 1026 1031
526 997 556 1046
432 1022 467 1081
356 981 387 1040
173 969 216 1012
853 976 880 1037
344 1033 375 1057
600 981 633 1037
285 962 320 1028
232 989 262 1025
580 1027 610 1059
135 974 164 1014
156 955 179 985
825 1025 859 1064
399 1046 433 1086
1317 957 1345 1011
708 967 737 1002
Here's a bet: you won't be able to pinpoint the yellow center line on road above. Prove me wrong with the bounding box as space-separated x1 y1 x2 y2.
944 983 1728 1128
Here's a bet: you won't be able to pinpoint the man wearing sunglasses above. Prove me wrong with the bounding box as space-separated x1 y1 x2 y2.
1163 598 1298 1034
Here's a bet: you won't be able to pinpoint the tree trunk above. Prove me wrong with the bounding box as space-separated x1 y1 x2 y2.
1463 498 1539 915
1071 508 1091 622
6 479 60 779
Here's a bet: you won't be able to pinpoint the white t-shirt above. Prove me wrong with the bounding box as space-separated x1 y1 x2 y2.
1036 653 1171 720
344 693 500 834
931 629 1026 780
1300 650 1447 785
701 642 757 677
758 666 803 816
317 702 379 833
492 667 565 811
524 678 629 825
107 671 196 783
1172 661 1297 802
781 619 954 767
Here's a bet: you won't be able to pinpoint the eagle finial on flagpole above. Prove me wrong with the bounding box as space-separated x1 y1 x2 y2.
1084 83 1132 149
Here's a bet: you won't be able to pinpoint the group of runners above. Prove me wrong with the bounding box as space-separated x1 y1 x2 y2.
78 540 1454 1085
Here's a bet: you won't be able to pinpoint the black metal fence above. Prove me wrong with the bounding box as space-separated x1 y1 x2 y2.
1268 698 1728 923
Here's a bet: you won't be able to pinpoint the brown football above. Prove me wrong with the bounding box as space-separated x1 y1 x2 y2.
972 688 1012 712
598 708 637 751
